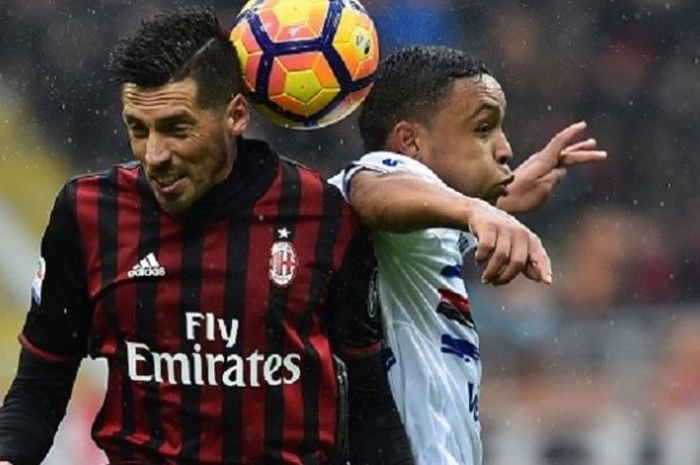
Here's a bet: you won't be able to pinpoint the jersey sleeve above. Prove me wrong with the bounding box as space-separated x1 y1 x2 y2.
0 348 80 464
20 181 92 363
329 151 461 257
327 151 446 201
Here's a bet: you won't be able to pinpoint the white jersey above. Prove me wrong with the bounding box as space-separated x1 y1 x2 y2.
329 152 482 465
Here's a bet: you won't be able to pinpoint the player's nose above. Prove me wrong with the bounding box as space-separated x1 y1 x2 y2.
494 134 513 165
145 133 172 167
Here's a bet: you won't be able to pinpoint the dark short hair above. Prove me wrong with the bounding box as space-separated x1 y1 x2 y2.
359 46 492 151
109 6 241 109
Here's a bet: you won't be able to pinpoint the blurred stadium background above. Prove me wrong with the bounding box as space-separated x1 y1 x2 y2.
1 0 699 464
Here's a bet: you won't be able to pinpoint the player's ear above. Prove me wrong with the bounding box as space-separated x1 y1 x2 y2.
226 93 250 136
387 120 422 158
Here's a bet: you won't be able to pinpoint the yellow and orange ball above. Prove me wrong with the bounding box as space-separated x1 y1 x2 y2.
231 0 379 129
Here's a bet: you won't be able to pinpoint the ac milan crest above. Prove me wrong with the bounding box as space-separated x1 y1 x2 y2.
269 241 298 287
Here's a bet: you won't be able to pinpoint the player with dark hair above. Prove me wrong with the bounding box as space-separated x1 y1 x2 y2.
359 47 491 151
0 9 557 465
112 7 240 110
0 7 365 464
331 45 606 465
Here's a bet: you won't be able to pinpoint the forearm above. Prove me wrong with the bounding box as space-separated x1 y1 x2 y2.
349 172 479 232
0 348 79 465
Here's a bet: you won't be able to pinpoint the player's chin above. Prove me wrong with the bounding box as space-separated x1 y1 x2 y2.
156 194 194 216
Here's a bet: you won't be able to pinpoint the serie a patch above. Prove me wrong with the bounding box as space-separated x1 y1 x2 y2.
31 256 46 305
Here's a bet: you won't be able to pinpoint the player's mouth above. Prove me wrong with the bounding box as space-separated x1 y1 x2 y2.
495 174 514 196
149 174 187 197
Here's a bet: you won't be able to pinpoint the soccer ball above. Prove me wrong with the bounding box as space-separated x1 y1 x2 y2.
230 0 379 129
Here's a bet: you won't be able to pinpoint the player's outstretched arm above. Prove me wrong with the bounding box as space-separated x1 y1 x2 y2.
497 121 607 214
349 170 552 285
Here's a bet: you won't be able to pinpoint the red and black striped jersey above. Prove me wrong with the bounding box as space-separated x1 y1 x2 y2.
20 138 367 465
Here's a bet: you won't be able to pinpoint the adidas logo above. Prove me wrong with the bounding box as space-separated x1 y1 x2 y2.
127 252 166 278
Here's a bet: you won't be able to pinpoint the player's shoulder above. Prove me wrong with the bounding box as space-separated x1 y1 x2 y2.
64 160 139 185
60 161 142 202
278 155 350 204
279 155 320 185
249 136 332 195
354 151 437 176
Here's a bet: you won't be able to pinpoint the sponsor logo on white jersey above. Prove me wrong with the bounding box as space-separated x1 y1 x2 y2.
127 252 166 278
458 233 478 255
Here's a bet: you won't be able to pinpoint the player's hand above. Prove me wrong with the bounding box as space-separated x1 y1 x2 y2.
497 121 607 214
0 461 15 464
466 198 552 286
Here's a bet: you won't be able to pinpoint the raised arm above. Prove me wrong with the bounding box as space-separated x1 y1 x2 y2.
348 170 552 286
497 121 607 214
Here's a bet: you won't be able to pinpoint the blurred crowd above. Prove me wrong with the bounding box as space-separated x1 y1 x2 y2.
1 1 699 463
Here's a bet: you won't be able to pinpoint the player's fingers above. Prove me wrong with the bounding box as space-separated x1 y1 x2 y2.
523 235 552 284
481 232 512 284
559 150 608 166
540 167 567 188
493 229 529 285
545 121 588 158
474 226 496 265
562 138 597 153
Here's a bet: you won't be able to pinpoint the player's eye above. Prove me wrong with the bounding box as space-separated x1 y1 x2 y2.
164 124 191 138
476 122 492 137
128 124 148 139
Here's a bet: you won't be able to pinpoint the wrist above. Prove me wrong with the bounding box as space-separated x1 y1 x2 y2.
495 195 509 212
460 196 488 232
497 192 526 214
